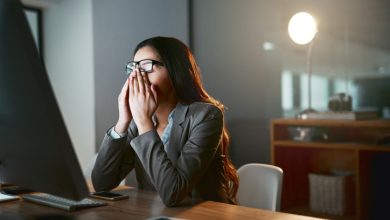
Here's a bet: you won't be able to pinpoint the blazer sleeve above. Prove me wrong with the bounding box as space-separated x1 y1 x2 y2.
130 105 223 206
91 122 137 192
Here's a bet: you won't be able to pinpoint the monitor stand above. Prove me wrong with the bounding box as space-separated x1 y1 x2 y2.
1 185 33 195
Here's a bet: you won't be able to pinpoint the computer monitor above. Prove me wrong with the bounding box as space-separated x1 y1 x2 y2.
0 0 89 200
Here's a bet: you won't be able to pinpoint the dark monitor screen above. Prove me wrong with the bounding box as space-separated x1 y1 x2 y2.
0 0 88 200
354 77 390 109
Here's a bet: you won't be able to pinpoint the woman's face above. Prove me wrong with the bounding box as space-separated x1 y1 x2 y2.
133 46 175 102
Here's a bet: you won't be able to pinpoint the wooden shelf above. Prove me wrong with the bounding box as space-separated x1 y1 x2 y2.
271 118 390 220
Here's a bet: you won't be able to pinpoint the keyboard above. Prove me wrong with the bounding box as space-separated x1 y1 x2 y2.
22 193 107 211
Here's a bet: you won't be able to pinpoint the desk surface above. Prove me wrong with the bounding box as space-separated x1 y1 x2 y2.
0 188 321 220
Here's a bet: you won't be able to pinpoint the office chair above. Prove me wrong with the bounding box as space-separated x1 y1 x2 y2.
236 163 283 211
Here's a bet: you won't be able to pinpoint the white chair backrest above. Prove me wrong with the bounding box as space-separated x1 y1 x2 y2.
236 163 283 211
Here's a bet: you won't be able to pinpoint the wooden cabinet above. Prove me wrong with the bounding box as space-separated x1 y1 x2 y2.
271 119 390 220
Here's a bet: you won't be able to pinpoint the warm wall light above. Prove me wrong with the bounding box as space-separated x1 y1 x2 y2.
288 12 318 118
288 12 317 45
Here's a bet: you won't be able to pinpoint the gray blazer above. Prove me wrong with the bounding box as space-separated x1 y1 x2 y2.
92 102 228 206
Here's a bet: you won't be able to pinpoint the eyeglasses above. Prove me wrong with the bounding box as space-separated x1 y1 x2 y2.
125 59 164 75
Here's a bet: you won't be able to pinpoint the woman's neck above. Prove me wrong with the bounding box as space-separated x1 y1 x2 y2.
155 98 178 127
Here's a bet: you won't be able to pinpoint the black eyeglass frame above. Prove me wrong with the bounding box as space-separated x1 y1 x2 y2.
125 59 164 75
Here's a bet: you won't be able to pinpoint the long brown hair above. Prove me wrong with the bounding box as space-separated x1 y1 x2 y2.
134 36 238 203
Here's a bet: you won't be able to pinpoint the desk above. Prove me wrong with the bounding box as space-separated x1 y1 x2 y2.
0 187 321 220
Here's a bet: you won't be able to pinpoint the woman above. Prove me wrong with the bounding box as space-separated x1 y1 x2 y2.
92 36 238 206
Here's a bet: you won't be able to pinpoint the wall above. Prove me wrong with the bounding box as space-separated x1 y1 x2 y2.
192 0 390 167
192 0 283 167
35 0 390 172
93 0 189 151
44 0 95 171
40 0 189 172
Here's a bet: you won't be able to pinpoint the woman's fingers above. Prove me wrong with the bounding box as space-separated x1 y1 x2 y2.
130 68 155 103
116 77 132 131
129 72 135 97
136 70 145 94
131 69 151 97
132 70 139 94
143 71 151 90
126 77 131 100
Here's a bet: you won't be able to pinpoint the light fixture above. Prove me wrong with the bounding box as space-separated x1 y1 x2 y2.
288 12 318 118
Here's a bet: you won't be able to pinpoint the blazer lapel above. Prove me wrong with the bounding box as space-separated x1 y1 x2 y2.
166 103 189 162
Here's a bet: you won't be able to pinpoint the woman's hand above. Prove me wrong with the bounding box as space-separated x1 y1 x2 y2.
115 78 133 134
129 69 158 134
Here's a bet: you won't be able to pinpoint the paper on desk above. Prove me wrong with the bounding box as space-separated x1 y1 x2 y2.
0 193 19 203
